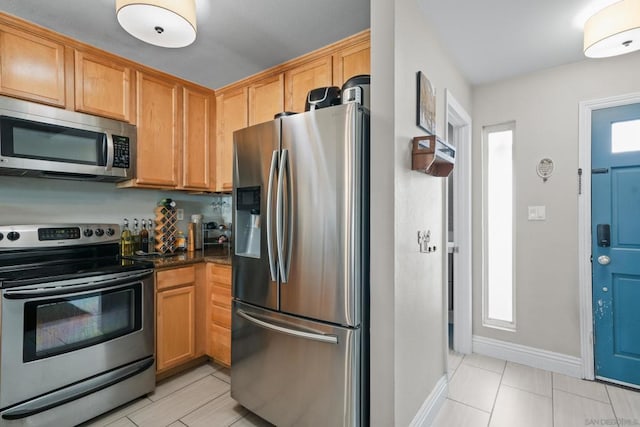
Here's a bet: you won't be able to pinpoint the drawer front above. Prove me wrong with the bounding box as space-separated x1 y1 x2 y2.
212 285 232 308
157 265 196 290
212 305 231 328
207 263 231 286
211 324 231 366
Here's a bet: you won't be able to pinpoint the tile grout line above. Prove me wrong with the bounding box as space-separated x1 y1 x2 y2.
445 397 492 415
604 385 621 427
551 386 612 405
498 383 553 400
177 388 230 425
486 359 507 426
150 365 220 402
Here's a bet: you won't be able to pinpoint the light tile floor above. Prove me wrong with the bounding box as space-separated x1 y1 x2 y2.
83 354 640 427
82 362 273 427
434 350 640 427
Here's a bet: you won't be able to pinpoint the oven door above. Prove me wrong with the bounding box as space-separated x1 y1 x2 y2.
0 269 154 410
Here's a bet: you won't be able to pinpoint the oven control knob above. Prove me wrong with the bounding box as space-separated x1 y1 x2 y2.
7 231 20 241
106 228 115 237
0 232 3 241
94 228 105 237
83 229 93 237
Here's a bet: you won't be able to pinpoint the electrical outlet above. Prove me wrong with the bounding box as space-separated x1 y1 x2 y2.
177 209 184 220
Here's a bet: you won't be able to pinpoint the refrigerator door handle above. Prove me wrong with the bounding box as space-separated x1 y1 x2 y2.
266 150 279 282
236 310 339 344
276 149 290 282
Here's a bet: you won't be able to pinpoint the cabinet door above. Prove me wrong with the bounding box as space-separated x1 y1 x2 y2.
75 50 133 122
211 324 231 366
216 88 247 192
136 71 180 187
333 41 370 87
157 285 196 372
284 56 333 113
0 25 66 107
249 74 284 126
182 86 214 190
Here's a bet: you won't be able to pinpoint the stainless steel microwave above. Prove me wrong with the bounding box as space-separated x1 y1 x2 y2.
0 96 136 182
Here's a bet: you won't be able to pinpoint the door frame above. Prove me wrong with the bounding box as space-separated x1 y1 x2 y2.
578 92 640 380
444 89 473 354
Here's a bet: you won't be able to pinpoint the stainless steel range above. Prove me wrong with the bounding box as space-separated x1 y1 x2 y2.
0 224 155 427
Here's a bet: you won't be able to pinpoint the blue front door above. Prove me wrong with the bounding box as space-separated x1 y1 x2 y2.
592 103 640 386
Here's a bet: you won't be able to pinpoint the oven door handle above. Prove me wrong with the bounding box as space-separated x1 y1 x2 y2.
1 357 154 420
3 269 153 300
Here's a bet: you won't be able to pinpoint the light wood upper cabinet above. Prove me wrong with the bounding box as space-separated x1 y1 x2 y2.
182 85 214 190
333 40 370 87
0 25 66 107
135 71 180 187
249 74 284 126
74 50 133 122
284 56 333 113
216 88 247 192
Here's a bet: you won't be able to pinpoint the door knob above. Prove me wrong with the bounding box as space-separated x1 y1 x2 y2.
602 287 608 292
597 255 611 265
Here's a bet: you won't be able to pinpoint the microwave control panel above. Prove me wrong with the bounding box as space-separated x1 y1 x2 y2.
112 135 130 168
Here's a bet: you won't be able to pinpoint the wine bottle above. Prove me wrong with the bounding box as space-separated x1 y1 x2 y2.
140 219 149 253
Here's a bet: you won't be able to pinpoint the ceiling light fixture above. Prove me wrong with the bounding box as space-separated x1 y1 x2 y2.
583 0 640 58
116 0 197 48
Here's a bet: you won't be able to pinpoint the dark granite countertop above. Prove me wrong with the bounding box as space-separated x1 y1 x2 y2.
128 245 232 269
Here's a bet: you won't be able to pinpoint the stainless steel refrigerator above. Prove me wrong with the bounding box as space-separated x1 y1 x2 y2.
231 103 369 427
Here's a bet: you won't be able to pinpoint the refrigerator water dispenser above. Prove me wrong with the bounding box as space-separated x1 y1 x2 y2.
236 186 261 258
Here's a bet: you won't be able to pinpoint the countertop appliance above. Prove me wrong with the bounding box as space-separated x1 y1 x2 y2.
232 103 369 426
341 74 370 111
304 86 341 111
0 224 155 427
0 96 136 182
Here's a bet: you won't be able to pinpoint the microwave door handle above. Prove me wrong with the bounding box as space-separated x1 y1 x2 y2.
105 133 114 170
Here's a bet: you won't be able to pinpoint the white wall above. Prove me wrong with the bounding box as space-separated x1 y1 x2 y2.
0 176 223 232
370 0 472 424
472 51 640 357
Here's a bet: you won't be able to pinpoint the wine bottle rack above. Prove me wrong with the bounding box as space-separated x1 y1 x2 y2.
154 205 177 254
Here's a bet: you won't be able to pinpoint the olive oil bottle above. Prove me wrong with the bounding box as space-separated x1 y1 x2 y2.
120 218 133 256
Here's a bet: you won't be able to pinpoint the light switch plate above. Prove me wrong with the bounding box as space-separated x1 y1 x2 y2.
528 206 546 221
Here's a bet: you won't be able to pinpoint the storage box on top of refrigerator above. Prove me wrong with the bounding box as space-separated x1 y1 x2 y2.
231 103 370 427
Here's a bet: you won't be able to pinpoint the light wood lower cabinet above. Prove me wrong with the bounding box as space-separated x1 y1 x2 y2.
207 263 232 366
155 264 206 374
156 283 195 371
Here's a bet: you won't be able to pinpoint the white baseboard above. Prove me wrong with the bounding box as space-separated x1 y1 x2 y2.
409 375 448 427
473 335 583 378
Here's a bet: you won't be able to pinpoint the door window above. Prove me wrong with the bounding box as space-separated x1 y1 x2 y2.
23 284 142 362
611 119 640 153
482 122 515 330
